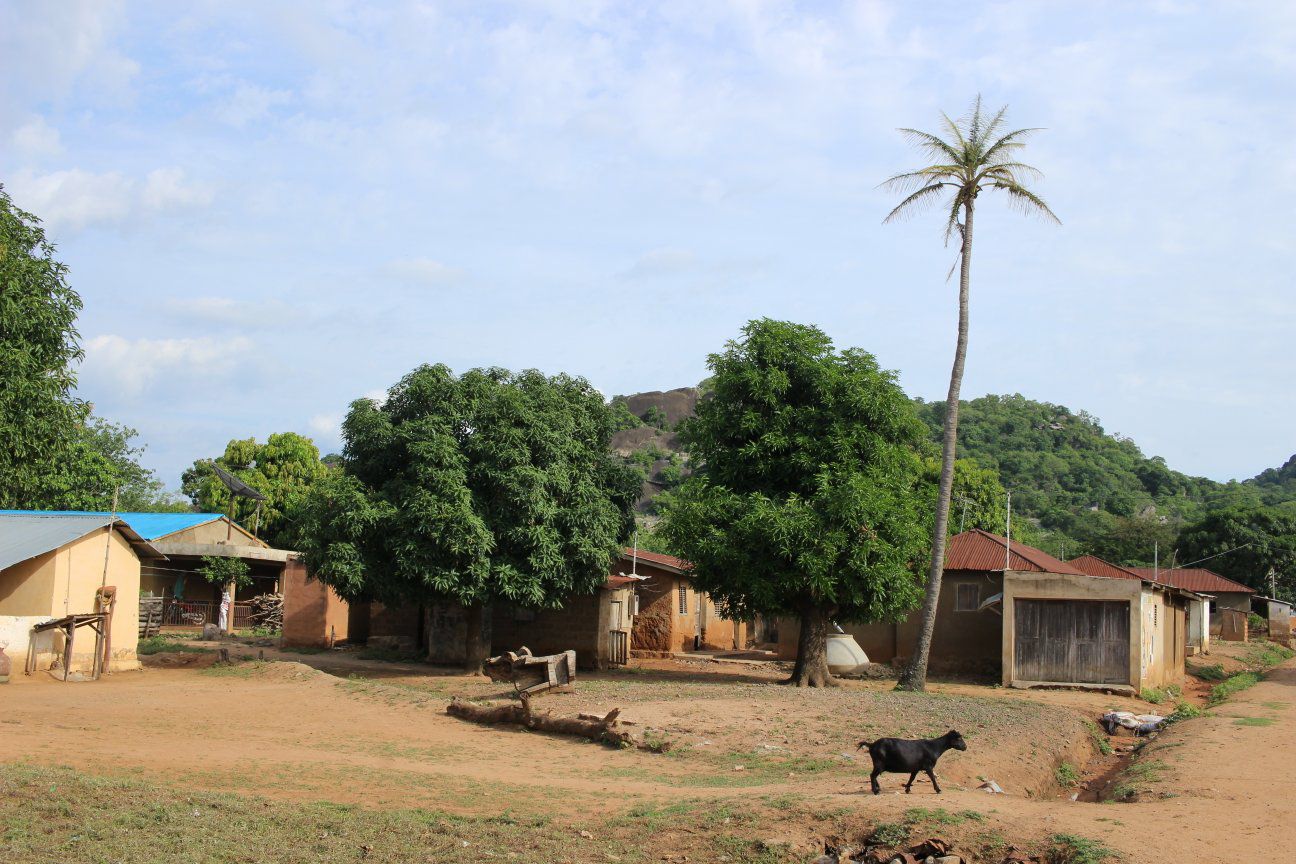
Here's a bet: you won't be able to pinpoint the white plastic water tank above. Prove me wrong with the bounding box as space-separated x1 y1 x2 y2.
826 632 869 676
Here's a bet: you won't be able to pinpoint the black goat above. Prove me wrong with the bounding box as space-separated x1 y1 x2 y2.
857 730 967 795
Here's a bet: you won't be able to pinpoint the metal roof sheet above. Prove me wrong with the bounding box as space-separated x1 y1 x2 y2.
0 510 223 541
1067 554 1143 581
1128 567 1255 595
620 547 691 573
946 529 1088 576
0 513 164 571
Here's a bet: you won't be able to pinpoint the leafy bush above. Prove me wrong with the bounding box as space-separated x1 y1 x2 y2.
1248 612 1266 630
198 555 252 590
640 406 670 430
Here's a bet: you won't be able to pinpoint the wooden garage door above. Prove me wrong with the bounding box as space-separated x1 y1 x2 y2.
1014 599 1130 685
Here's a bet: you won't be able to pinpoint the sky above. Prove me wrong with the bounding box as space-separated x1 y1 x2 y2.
3 1 1293 489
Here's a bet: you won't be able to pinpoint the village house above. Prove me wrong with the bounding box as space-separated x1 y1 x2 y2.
777 529 1197 694
336 547 749 669
1068 554 1211 655
0 512 164 674
3 511 296 632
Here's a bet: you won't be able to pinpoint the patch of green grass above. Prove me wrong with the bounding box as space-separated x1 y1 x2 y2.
869 821 910 846
903 807 985 827
1084 720 1114 756
198 660 269 678
1167 702 1204 723
1244 642 1295 670
1209 671 1261 705
1233 716 1276 727
137 636 206 655
1138 683 1181 704
1262 701 1288 710
1187 662 1227 681
1048 833 1118 863
1054 762 1081 788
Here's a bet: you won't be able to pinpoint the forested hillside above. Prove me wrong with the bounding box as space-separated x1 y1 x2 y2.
617 387 1296 586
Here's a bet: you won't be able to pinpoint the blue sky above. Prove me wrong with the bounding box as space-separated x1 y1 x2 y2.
3 1 1293 488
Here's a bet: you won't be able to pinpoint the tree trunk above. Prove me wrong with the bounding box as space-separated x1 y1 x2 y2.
463 600 487 675
898 199 975 692
787 603 838 688
447 695 637 747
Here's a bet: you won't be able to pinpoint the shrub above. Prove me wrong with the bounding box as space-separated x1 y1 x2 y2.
199 555 252 590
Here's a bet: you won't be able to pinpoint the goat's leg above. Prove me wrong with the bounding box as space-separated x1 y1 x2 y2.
904 771 918 793
926 769 942 794
870 768 882 795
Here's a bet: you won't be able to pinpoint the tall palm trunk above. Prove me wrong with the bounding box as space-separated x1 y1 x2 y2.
898 200 974 691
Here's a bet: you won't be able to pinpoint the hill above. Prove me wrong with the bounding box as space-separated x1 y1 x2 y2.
611 387 1295 561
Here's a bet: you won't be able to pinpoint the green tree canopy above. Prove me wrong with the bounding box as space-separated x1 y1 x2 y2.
1177 505 1296 600
182 432 328 546
659 320 928 687
290 365 640 671
0 187 87 507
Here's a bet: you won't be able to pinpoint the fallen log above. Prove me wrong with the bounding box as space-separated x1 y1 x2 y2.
447 694 635 747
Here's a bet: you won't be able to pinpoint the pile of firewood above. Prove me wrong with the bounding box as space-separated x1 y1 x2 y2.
248 593 284 631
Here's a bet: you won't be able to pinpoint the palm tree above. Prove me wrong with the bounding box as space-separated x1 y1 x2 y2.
885 96 1059 692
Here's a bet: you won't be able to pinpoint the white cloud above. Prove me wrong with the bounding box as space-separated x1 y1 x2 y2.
83 334 255 398
7 166 213 234
141 168 214 211
384 257 467 285
10 116 62 159
216 82 292 127
308 413 339 436
164 296 296 328
622 247 697 279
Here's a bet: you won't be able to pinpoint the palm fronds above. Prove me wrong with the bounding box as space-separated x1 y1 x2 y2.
882 96 1058 227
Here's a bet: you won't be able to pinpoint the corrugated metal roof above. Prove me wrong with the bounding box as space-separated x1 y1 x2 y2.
946 529 1088 576
1067 554 1142 581
0 510 223 541
1129 567 1254 595
0 513 164 571
620 547 691 573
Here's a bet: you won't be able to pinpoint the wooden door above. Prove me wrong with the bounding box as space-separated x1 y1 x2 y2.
1014 599 1130 685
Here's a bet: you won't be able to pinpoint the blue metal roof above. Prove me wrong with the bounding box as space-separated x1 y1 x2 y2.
0 513 166 570
0 511 225 541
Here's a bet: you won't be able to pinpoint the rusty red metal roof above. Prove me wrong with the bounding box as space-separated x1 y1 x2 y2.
1067 554 1142 581
604 573 640 588
946 529 1087 576
620 547 691 573
1128 567 1254 595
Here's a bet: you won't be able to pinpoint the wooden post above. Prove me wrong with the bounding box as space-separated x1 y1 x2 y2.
62 621 75 682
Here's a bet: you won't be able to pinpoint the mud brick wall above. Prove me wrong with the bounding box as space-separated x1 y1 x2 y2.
492 590 609 669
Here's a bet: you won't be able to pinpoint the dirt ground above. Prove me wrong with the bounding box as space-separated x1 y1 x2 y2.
2 639 1293 863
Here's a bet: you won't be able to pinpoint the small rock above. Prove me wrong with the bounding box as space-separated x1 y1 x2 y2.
935 857 962 864
812 856 838 864
580 830 594 840
733 765 745 771
977 780 1003 794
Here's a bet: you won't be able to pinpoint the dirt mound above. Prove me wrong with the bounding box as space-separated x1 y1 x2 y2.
141 651 221 669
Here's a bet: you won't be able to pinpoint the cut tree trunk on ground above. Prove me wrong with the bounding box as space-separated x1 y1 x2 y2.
447 695 637 747
787 604 838 688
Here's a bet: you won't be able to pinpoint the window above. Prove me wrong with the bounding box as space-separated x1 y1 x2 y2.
955 583 981 612
678 583 689 614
